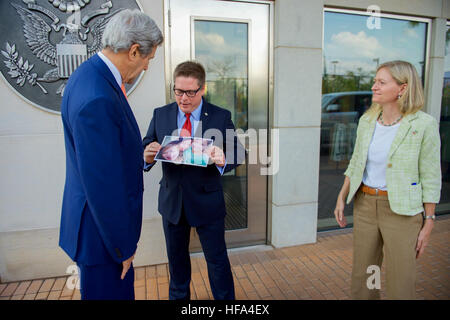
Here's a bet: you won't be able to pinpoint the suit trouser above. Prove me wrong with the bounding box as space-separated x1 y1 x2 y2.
75 205 135 300
351 188 423 300
162 211 235 300
77 263 135 300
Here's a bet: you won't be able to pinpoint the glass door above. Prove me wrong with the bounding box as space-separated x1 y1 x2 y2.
166 0 271 249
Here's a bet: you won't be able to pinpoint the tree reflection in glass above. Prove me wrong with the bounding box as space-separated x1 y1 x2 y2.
194 20 248 230
319 11 428 230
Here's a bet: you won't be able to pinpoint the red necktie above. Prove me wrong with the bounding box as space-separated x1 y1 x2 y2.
180 113 192 137
121 84 127 99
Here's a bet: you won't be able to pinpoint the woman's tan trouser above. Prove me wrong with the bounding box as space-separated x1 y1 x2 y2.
351 189 423 300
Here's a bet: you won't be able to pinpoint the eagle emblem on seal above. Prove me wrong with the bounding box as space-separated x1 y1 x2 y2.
0 0 141 112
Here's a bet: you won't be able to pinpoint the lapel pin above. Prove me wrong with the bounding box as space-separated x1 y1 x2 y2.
412 130 418 135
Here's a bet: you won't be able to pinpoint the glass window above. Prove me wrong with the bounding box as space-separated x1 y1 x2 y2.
195 20 248 131
438 23 450 215
194 20 249 230
318 9 429 230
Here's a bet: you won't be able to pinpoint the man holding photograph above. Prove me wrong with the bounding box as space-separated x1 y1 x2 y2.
143 61 244 300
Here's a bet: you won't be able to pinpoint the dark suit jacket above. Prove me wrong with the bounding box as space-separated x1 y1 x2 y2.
59 54 144 265
143 100 244 226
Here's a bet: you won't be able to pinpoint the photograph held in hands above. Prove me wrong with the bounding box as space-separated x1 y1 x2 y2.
155 135 213 167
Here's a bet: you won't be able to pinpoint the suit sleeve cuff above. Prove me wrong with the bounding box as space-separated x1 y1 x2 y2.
216 160 227 176
143 160 156 172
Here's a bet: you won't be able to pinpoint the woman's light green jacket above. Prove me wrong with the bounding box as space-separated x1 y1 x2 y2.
344 110 441 216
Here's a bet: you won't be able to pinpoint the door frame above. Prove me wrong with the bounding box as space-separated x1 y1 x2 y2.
162 0 275 249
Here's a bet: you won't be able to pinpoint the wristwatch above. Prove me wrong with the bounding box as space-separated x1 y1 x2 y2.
423 214 436 221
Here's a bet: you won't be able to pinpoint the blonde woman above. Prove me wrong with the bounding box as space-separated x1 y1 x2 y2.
334 60 441 299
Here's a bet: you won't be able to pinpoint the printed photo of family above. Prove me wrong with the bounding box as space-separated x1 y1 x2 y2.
155 136 214 167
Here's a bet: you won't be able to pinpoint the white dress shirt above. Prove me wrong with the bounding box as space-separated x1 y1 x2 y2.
97 51 122 88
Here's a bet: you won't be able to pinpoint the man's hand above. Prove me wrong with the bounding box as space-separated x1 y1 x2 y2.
207 146 225 167
121 252 135 280
144 142 161 164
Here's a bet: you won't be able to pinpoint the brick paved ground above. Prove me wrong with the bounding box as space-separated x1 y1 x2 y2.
1 215 448 300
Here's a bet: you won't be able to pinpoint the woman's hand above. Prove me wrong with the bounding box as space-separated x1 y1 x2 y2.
334 196 347 228
416 220 433 259
416 203 436 259
334 176 350 228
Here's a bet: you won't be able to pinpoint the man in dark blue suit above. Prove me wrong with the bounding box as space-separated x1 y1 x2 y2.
59 9 163 300
143 61 245 300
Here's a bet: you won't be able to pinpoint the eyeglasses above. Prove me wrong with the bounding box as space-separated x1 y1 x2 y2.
173 86 201 98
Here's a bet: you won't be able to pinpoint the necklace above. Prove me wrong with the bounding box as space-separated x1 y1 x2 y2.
378 111 402 126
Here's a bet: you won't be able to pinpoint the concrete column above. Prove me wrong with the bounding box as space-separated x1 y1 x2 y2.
270 0 324 247
424 18 446 122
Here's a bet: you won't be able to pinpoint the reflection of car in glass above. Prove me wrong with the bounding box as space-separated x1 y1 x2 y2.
321 91 373 159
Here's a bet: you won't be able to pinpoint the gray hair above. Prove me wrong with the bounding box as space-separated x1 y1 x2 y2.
102 9 163 56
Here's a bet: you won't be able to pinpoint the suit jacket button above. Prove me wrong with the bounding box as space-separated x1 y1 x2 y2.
115 248 123 259
387 163 392 168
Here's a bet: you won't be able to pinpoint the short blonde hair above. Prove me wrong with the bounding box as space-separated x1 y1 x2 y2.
366 60 424 119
